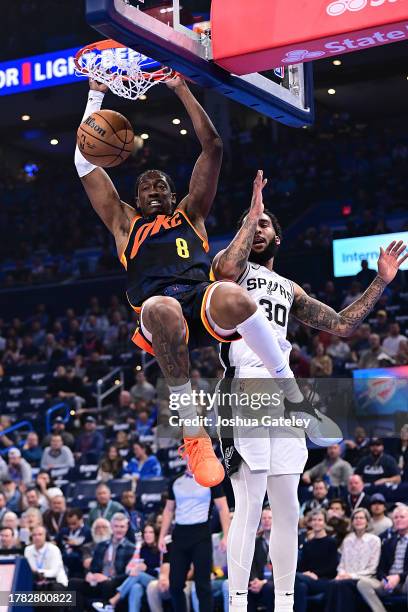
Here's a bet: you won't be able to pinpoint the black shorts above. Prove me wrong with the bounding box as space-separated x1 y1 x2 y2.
130 281 241 356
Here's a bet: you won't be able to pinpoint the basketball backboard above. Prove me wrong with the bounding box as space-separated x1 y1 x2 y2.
85 0 315 127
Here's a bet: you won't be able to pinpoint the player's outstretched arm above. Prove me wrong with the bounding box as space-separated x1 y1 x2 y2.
74 80 135 256
167 77 223 224
212 170 267 281
291 240 408 336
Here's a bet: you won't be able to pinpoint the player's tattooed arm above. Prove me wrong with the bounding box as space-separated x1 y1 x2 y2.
212 171 267 281
167 77 223 224
291 240 408 336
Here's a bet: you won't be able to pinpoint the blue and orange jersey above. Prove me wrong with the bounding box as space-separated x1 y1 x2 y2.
120 208 211 310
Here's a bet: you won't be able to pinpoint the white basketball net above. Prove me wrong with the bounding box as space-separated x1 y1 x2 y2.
75 47 175 100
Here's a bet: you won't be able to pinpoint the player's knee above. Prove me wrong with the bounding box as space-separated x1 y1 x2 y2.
223 286 256 323
143 296 183 332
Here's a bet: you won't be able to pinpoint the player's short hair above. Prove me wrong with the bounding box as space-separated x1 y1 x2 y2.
237 208 282 241
134 170 177 199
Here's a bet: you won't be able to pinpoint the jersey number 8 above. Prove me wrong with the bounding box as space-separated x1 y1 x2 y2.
176 238 190 259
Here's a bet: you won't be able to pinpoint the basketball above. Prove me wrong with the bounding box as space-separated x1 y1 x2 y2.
77 109 134 168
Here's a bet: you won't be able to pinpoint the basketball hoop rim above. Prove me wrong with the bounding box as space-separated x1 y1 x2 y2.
74 38 174 81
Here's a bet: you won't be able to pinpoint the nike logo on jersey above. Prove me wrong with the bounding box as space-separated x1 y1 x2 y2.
130 212 183 259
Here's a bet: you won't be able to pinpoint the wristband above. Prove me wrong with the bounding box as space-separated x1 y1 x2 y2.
75 90 106 178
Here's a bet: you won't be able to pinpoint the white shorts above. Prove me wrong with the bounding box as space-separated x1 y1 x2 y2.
216 367 308 476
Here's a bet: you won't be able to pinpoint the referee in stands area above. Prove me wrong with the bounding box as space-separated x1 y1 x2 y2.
159 465 231 611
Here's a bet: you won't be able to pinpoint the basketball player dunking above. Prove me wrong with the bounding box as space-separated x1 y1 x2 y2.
212 173 407 612
76 76 329 488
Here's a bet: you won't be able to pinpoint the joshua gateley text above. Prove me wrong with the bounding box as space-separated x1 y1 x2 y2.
169 415 311 428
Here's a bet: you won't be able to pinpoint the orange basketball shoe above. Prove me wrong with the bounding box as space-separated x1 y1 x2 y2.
179 437 225 487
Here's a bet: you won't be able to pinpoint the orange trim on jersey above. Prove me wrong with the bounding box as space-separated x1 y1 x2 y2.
209 266 216 282
177 208 209 253
118 214 142 269
200 281 241 344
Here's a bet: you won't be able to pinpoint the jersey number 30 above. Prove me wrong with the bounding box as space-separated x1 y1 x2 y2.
259 299 287 327
176 238 190 259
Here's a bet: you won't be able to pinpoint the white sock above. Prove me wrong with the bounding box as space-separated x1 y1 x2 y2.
236 309 303 403
275 590 294 612
168 381 200 436
229 591 248 611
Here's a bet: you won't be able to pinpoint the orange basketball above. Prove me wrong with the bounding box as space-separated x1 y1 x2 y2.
77 109 134 168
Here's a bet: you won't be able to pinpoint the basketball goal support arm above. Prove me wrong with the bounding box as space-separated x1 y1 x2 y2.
173 81 223 223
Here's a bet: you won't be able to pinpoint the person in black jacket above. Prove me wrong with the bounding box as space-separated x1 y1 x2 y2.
56 508 92 578
357 505 408 611
295 509 338 612
68 513 134 612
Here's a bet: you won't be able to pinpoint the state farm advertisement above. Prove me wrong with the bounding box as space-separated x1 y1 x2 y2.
212 0 408 74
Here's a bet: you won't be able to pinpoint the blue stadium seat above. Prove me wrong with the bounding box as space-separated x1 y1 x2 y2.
68 465 99 481
156 447 187 478
136 478 168 514
109 479 132 499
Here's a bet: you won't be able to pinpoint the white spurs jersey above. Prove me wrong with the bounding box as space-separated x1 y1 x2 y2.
220 262 295 371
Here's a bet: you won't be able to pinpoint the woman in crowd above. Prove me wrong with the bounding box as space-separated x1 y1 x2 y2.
124 442 162 482
97 445 124 482
325 507 381 611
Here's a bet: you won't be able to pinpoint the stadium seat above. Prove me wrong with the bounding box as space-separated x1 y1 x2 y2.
136 478 168 514
109 479 132 499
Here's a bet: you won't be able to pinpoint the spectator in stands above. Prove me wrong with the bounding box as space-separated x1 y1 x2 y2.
68 513 135 612
48 365 87 408
325 508 381 612
135 408 156 439
350 323 371 355
41 334 66 367
22 432 43 467
390 424 408 482
190 368 211 394
358 333 384 369
114 430 131 458
369 494 393 537
356 260 377 289
301 479 330 516
35 471 54 508
24 487 47 513
344 426 370 467
124 442 162 481
43 493 68 541
310 343 333 377
0 525 23 555
0 456 8 481
371 310 389 339
357 504 408 610
41 434 75 472
2 511 21 543
97 445 125 482
19 335 39 364
0 491 8 524
295 509 338 609
120 490 143 534
6 447 32 485
344 474 371 516
326 335 351 372
82 518 112 570
289 343 311 378
302 444 353 487
382 321 408 363
0 416 15 449
342 281 363 309
84 351 109 383
20 507 44 537
2 479 24 514
130 370 156 403
101 523 161 612
326 499 350 547
154 409 182 450
74 417 105 463
87 484 126 527
42 417 75 450
57 508 92 579
355 438 401 486
25 525 68 596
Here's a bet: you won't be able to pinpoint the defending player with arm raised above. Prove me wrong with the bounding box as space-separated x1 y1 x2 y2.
213 170 408 336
